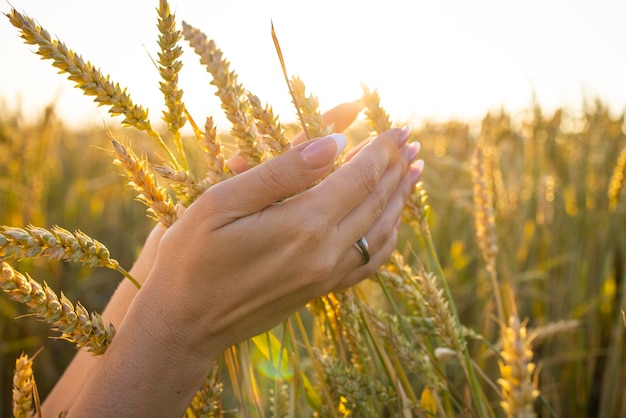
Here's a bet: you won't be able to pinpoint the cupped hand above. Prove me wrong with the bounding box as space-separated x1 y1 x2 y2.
140 126 423 360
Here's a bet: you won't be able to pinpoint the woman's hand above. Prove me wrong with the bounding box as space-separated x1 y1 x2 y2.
67 126 423 417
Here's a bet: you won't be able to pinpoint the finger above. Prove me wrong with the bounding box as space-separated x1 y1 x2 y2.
336 226 399 291
228 101 362 174
192 134 347 226
308 127 412 225
336 160 424 288
342 137 371 163
227 152 249 174
338 142 420 242
292 101 363 146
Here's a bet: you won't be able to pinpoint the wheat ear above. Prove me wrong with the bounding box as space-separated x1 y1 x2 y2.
1 262 115 354
6 8 180 168
154 165 209 206
12 352 39 418
186 361 223 417
156 0 188 169
247 93 290 155
361 84 392 134
608 145 626 211
498 316 539 418
0 225 139 289
110 137 177 227
182 21 265 168
313 349 396 416
289 77 332 139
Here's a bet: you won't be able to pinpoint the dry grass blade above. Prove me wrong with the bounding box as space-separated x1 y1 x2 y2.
109 136 178 227
182 21 264 168
271 21 310 142
5 8 180 168
0 262 115 355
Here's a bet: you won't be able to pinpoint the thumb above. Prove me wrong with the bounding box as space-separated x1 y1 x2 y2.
197 133 347 224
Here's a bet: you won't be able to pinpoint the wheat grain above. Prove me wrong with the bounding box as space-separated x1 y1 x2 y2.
1 262 115 354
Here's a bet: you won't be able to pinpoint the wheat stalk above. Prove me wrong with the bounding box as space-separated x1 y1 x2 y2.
6 8 180 168
1 262 115 354
181 21 265 168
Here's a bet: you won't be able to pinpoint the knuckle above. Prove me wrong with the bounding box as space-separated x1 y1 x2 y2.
258 160 290 192
368 189 386 220
374 219 395 250
358 163 381 194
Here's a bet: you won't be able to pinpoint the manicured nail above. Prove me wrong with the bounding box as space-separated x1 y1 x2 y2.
409 159 424 184
301 133 347 168
403 141 421 162
398 125 412 145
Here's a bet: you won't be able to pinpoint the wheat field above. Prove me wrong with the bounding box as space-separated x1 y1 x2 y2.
1 1 626 417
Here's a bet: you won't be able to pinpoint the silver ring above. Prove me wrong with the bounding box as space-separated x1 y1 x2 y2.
353 236 370 265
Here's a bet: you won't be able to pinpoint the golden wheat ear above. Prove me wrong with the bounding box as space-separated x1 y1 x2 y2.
361 84 392 134
12 351 39 418
109 136 178 228
6 8 181 169
156 0 188 170
0 262 115 355
182 21 265 168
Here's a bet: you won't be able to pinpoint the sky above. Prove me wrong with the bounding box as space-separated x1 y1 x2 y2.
1 0 626 131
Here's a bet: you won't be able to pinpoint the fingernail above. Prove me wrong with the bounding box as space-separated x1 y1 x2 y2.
301 133 347 168
403 141 421 162
409 159 424 184
398 125 412 146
